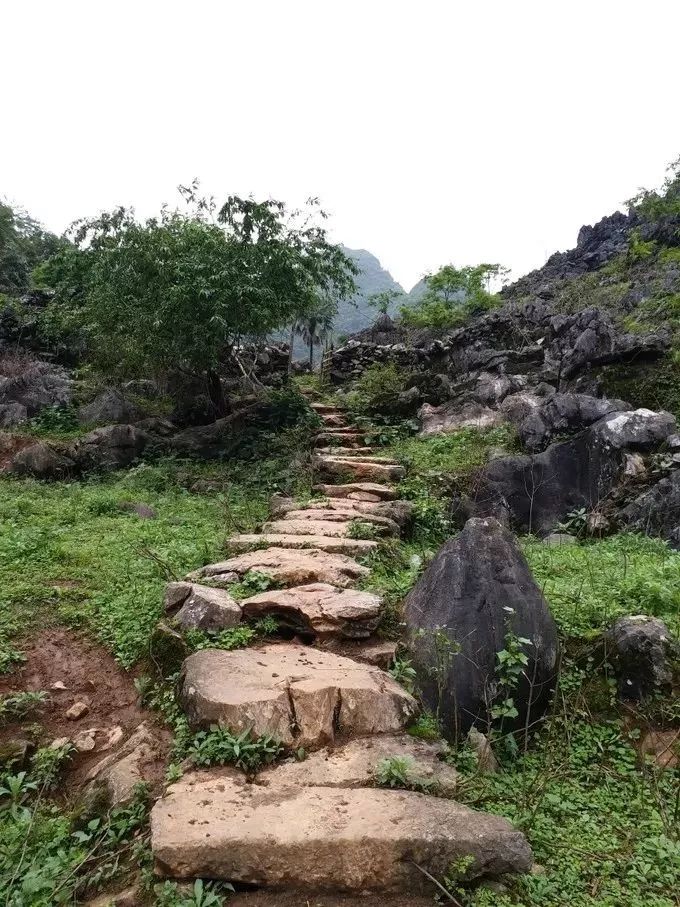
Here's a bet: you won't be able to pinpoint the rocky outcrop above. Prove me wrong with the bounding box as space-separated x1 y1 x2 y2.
404 518 558 736
606 616 678 701
151 772 532 892
418 401 502 437
78 389 143 426
71 424 150 470
515 392 630 451
619 470 680 547
0 354 71 416
179 644 417 748
10 441 75 479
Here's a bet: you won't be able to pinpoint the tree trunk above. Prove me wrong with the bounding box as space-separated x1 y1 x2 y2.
309 337 314 370
206 367 227 418
287 324 295 375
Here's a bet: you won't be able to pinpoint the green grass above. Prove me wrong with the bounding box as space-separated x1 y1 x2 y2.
0 443 311 669
524 533 680 640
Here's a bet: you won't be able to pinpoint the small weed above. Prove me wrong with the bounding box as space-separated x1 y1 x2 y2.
347 520 379 540
187 725 283 773
408 712 442 741
0 690 48 725
374 755 434 793
388 656 417 692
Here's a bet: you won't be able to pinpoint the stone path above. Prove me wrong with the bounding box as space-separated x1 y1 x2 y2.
151 398 532 894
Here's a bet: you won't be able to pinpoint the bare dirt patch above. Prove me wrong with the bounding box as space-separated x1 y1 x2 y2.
0 627 170 790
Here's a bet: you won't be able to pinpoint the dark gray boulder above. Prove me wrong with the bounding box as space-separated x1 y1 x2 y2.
606 616 678 700
78 389 143 426
404 517 559 737
472 428 624 535
71 424 150 470
0 358 70 416
10 441 75 479
0 402 28 428
593 409 676 451
517 393 630 452
619 471 680 548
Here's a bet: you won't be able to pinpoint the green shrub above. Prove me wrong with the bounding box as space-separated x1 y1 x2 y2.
187 726 283 772
349 363 413 415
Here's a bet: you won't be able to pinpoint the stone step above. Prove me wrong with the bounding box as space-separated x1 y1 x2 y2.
317 453 398 464
179 643 417 747
225 533 378 556
321 414 348 428
272 495 413 526
315 456 405 483
313 482 397 501
240 582 381 639
151 772 532 893
316 426 364 436
262 518 393 538
188 547 368 589
316 446 375 457
278 509 400 536
310 403 343 414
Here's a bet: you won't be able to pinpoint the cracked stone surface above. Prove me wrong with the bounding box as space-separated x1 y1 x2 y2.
224 534 378 556
187 548 369 588
179 644 417 748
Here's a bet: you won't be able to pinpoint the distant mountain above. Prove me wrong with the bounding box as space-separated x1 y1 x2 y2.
333 246 405 338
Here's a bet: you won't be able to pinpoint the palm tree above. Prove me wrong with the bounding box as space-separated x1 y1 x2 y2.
296 310 334 370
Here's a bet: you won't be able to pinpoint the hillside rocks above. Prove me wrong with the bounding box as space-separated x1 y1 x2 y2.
471 409 677 535
513 392 630 451
419 401 502 437
71 424 150 470
179 644 417 748
10 440 74 479
606 616 678 700
620 471 680 547
0 354 71 416
78 388 143 426
404 518 558 736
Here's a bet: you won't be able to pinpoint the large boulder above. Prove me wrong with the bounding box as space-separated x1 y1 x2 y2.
179 644 417 748
78 389 143 426
619 470 680 547
71 424 150 470
404 518 558 736
0 402 28 428
418 401 502 437
517 393 630 451
606 616 678 700
151 772 532 892
472 428 624 534
593 408 676 451
10 441 75 479
0 355 70 415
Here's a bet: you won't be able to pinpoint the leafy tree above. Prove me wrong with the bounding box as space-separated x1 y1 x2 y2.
367 288 403 316
42 189 357 413
0 200 65 297
401 262 508 329
627 155 680 222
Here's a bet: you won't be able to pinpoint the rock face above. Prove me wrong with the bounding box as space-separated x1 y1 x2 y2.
10 441 74 479
418 401 502 437
404 518 559 736
516 393 630 451
78 389 142 426
240 583 381 639
188 548 369 589
72 424 150 470
151 772 532 892
620 470 680 547
179 644 417 748
594 408 676 451
606 616 678 700
0 356 71 416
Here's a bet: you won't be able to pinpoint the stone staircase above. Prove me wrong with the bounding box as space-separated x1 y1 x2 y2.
151 399 532 895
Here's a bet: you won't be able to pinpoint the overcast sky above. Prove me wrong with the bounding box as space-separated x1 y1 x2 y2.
2 1 679 290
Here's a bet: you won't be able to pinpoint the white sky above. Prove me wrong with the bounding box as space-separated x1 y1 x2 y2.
2 0 679 291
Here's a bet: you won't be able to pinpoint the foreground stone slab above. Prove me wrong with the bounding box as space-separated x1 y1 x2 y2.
225 533 378 556
262 518 356 538
313 482 397 501
179 644 417 747
151 774 532 891
241 583 381 639
188 548 369 588
259 734 458 795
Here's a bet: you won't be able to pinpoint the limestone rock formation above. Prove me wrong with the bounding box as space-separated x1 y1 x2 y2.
404 518 558 735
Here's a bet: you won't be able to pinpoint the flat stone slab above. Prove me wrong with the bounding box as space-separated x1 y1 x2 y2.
278 509 399 536
315 453 400 465
179 644 417 748
259 734 458 795
323 639 398 670
151 774 532 891
262 518 356 538
273 496 412 527
310 403 342 413
240 583 382 639
316 446 375 456
188 548 369 588
315 432 365 446
321 414 348 428
225 534 378 556
313 482 397 501
315 457 405 482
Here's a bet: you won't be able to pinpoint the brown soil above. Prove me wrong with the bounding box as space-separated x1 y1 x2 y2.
0 627 171 790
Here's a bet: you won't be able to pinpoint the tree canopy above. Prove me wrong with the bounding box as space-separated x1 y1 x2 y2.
42 191 357 396
0 199 65 297
401 262 508 329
